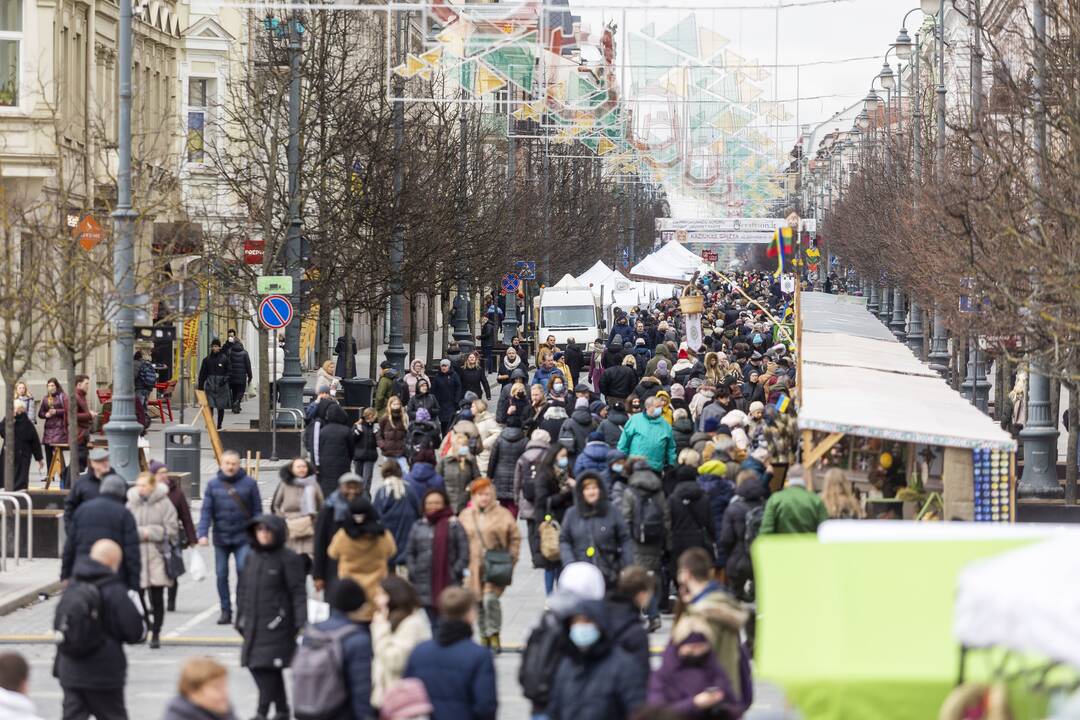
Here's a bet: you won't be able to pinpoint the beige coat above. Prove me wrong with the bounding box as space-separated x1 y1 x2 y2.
126 483 179 589
328 530 397 621
473 411 501 473
370 608 432 707
458 504 521 595
270 480 325 557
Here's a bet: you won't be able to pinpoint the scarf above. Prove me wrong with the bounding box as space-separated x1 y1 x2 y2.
427 507 455 603
435 619 473 647
328 490 351 522
294 474 319 515
502 354 522 371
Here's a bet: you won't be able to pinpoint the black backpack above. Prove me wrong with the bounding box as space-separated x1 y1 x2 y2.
744 504 765 547
54 579 108 657
137 361 158 390
519 611 565 705
521 457 540 503
632 488 665 545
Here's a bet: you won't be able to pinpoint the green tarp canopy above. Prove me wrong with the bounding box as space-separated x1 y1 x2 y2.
753 529 1055 719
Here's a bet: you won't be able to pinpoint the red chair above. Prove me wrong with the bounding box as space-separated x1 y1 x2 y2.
150 381 175 423
96 389 113 425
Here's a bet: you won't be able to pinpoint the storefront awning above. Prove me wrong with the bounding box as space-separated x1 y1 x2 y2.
799 293 1016 451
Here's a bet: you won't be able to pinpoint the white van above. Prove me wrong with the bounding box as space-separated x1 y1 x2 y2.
536 274 603 347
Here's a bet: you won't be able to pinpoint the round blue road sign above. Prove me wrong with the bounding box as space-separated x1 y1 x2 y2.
501 273 520 294
259 294 294 329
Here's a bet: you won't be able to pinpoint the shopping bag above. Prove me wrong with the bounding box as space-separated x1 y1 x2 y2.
307 598 330 624
187 548 208 582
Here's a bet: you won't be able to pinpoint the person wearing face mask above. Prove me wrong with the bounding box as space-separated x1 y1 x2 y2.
379 397 411 475
534 377 570 444
437 434 480 511
646 616 741 719
558 473 633 588
328 496 397 622
546 602 647 720
617 396 677 474
532 444 575 594
312 472 369 594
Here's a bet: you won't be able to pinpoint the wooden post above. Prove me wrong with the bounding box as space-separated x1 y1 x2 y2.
196 389 223 464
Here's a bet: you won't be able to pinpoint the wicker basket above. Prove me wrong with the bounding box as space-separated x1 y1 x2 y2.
679 294 704 314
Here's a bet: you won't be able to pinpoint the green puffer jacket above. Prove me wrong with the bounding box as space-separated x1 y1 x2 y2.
616 412 676 472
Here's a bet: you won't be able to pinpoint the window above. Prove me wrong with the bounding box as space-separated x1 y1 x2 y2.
541 306 596 328
187 77 210 162
1 0 19 106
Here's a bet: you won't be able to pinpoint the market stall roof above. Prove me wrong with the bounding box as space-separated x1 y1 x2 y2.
800 292 1016 451
552 273 584 289
575 260 613 288
628 241 708 283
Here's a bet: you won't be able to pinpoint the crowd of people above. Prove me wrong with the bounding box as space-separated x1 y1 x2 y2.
10 269 880 720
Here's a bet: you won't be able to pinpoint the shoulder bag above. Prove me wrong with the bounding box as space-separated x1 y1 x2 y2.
471 511 514 587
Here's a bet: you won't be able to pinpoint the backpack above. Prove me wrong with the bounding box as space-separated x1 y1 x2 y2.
54 580 108 657
557 422 580 455
521 457 540 503
291 623 360 720
744 504 765 548
631 488 665 545
137 361 158 390
519 612 565 705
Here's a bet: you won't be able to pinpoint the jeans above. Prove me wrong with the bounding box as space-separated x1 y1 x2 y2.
479 587 503 638
544 567 559 596
645 572 660 621
354 459 376 487
214 543 249 613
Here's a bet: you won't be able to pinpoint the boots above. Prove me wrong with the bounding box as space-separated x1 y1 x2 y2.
217 610 232 625
488 634 501 655
149 632 161 649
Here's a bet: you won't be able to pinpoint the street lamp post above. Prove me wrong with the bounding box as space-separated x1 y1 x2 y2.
1018 0 1062 498
878 280 893 324
452 91 472 344
276 13 308 413
924 0 952 378
503 126 519 345
104 0 141 482
385 9 407 371
890 288 907 342
868 280 881 315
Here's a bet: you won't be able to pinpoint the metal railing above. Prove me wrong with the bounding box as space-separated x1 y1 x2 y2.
0 491 33 562
271 408 306 462
0 496 18 571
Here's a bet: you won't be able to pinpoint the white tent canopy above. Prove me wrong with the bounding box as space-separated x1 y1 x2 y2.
955 536 1080 667
799 292 1016 451
628 241 708 283
552 273 584 289
576 260 614 289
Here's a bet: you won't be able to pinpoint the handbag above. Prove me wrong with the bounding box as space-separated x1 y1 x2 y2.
471 511 514 587
286 514 315 540
538 500 561 562
161 537 185 580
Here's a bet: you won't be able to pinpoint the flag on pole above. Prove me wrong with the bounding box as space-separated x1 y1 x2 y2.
766 226 795 276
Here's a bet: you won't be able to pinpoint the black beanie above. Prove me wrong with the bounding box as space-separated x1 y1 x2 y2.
331 578 366 613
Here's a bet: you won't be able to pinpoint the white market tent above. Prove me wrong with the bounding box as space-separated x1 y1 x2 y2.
799 292 1016 451
955 535 1080 668
628 241 709 284
576 260 614 289
552 273 585 289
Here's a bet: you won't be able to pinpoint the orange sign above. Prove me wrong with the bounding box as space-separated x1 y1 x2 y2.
73 215 105 251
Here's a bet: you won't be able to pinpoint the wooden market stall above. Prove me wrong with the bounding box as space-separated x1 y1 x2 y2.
798 292 1017 521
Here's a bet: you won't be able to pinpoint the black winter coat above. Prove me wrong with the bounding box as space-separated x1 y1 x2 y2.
227 345 252 385
64 470 110 534
487 426 528 500
558 481 633 586
237 515 307 669
54 557 145 689
563 344 586 385
672 416 695 452
61 494 141 591
431 371 462 425
0 413 42 491
558 407 595 462
604 594 650 673
598 406 628 446
317 406 355 496
404 515 470 606
353 421 379 462
668 480 716 562
406 391 441 424
536 402 569 444
599 364 637 400
547 602 647 720
457 365 491 400
718 480 768 592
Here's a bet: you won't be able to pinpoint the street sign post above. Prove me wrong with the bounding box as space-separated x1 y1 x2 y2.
501 272 521 295
257 276 294 295
259 295 294 330
515 261 536 280
701 249 718 263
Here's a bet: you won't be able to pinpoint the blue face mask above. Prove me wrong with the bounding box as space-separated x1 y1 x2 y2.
552 382 565 394
569 622 601 649
457 446 469 456
611 463 624 475
557 457 569 469
649 407 663 418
